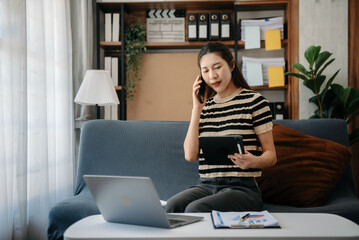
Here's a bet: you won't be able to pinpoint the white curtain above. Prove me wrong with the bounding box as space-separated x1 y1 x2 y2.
0 0 74 239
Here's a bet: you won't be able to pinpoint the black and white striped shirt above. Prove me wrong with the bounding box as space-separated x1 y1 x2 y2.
198 88 273 178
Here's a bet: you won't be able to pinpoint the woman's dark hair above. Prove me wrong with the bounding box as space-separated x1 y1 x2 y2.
197 42 251 99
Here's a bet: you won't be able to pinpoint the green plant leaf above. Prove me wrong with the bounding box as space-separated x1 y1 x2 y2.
345 98 359 118
331 84 354 108
320 69 340 103
292 63 307 75
309 109 321 118
309 95 319 105
325 103 337 118
346 109 359 123
285 72 309 81
125 22 147 101
304 45 321 70
330 83 344 100
349 127 359 145
314 51 332 74
303 79 316 94
316 58 335 77
303 75 326 95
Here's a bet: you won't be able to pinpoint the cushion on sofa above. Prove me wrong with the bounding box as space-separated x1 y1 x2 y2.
257 124 352 208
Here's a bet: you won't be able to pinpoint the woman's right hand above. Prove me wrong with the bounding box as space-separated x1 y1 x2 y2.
192 75 207 109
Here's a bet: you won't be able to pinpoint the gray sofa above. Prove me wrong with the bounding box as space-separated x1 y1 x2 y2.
47 119 359 240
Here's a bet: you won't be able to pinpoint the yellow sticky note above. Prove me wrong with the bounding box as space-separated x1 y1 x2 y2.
264 29 281 51
268 66 284 87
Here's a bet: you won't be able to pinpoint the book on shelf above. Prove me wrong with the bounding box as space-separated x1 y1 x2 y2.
105 13 112 42
112 13 120 42
103 56 119 120
104 12 120 42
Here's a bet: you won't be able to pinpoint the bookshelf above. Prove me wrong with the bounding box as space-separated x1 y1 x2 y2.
96 0 299 120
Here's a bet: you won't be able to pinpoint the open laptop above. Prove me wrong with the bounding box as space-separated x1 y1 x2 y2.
83 175 203 228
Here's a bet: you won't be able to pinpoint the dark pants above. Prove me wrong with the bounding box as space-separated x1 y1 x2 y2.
165 177 263 213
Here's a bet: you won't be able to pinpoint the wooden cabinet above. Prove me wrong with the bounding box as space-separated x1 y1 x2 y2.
96 0 299 120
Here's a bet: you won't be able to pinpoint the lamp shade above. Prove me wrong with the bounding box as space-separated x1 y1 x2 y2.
74 70 119 106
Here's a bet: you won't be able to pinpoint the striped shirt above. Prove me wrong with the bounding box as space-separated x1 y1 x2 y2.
198 88 273 178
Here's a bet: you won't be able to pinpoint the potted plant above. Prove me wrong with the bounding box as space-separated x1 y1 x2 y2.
125 22 147 102
285 45 359 145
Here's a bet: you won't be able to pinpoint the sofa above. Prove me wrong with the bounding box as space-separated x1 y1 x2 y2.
47 119 359 240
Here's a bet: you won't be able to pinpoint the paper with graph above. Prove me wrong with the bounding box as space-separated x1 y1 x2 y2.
211 210 280 228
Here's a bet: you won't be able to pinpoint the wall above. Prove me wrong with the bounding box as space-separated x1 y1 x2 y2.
298 0 348 119
127 52 198 121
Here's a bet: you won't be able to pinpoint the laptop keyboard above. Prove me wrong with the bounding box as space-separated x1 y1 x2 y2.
169 218 186 225
167 214 188 225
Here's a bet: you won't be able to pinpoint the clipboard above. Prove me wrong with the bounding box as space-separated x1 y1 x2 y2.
199 135 244 165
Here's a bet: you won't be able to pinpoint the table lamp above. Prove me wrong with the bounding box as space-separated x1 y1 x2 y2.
74 69 119 119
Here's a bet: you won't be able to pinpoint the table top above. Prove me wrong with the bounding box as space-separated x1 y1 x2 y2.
64 213 359 240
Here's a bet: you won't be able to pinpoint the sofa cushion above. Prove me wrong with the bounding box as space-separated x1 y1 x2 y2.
257 124 352 208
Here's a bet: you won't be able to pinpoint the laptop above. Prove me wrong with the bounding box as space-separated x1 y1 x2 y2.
83 175 203 228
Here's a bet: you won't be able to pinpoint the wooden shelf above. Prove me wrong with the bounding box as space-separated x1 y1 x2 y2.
98 1 235 12
96 0 299 120
235 0 287 11
100 39 287 50
251 85 288 90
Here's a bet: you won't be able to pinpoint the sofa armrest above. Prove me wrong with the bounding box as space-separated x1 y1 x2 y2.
47 188 99 240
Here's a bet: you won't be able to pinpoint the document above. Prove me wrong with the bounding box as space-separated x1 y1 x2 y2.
211 210 280 228
246 62 263 86
241 17 283 41
244 25 260 49
242 56 285 85
268 66 285 87
265 29 281 51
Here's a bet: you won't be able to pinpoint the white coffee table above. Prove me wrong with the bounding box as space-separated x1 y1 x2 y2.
64 213 359 240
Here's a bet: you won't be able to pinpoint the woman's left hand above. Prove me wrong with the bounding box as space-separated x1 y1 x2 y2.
228 150 255 170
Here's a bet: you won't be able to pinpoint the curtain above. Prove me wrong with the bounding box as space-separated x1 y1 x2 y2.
0 0 74 239
70 0 96 175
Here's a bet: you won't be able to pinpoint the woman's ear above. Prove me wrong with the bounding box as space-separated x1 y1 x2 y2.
231 59 235 71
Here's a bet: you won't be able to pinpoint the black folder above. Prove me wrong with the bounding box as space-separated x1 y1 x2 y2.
187 13 198 41
269 102 285 120
220 12 231 40
198 13 209 41
209 13 220 41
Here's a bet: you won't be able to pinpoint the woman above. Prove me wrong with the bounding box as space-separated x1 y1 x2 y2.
165 42 277 213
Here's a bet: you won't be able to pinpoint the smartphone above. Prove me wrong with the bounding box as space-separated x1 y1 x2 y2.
197 75 206 104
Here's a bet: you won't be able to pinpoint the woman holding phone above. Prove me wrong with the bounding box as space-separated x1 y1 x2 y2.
165 42 277 213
